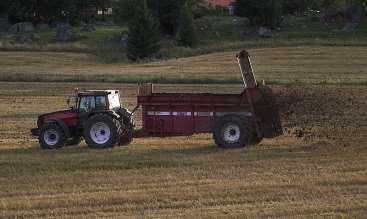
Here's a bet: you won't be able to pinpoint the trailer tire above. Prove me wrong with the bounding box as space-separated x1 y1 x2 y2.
83 114 120 149
39 123 66 149
213 115 253 149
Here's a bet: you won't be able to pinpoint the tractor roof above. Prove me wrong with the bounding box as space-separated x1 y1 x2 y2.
78 90 119 97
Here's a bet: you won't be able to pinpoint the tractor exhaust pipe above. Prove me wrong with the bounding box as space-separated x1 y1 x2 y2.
236 50 257 88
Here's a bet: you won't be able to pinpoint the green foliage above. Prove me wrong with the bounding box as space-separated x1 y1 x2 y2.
321 0 347 12
113 0 135 24
148 0 186 35
235 0 283 28
194 16 247 41
114 0 186 35
7 0 32 23
5 0 111 24
0 0 9 16
127 0 160 61
316 0 367 13
282 0 320 15
317 0 367 23
177 3 197 47
350 0 367 13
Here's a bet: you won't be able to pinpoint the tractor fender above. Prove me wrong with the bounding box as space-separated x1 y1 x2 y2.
88 111 121 120
46 119 71 138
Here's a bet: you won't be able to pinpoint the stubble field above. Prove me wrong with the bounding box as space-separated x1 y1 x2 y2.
0 46 367 84
0 46 366 218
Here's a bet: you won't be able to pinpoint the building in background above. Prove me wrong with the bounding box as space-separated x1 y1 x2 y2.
207 0 235 15
208 0 233 7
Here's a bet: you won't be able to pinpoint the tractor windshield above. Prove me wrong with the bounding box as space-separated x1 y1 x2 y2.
79 96 108 112
79 96 95 112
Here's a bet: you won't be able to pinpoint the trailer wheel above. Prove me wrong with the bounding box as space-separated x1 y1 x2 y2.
83 114 120 149
39 123 66 149
213 115 252 149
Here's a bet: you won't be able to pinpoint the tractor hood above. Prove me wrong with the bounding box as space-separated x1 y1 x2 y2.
40 109 74 118
38 109 78 127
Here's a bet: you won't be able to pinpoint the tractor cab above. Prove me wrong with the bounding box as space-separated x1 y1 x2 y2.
74 90 121 113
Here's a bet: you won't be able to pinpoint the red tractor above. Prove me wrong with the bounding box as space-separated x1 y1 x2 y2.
31 50 283 149
31 90 134 149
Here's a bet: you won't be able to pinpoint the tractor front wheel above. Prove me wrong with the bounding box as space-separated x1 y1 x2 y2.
83 114 121 149
39 123 66 149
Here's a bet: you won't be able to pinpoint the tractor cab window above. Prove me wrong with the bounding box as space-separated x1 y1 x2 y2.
95 96 107 109
79 96 95 112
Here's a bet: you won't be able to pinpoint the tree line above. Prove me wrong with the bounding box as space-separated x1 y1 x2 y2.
0 0 365 61
0 0 199 61
0 0 112 24
1 0 365 27
235 0 367 28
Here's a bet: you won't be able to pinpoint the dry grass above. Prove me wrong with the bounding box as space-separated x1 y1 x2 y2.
1 46 367 84
0 82 366 218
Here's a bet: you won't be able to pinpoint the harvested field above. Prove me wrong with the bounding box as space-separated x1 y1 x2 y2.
1 46 367 84
0 82 366 218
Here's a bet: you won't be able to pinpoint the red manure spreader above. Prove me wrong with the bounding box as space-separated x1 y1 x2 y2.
31 50 282 149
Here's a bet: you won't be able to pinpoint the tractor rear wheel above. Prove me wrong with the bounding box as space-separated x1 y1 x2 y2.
213 115 253 149
83 114 121 149
39 123 66 149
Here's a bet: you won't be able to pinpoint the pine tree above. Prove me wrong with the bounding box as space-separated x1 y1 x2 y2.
177 3 197 47
148 0 186 35
127 0 160 61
